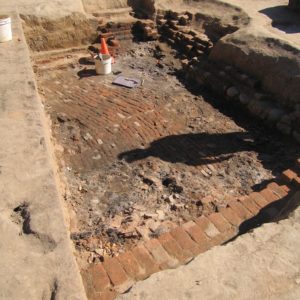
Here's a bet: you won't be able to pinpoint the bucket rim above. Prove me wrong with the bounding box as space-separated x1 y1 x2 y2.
0 15 10 20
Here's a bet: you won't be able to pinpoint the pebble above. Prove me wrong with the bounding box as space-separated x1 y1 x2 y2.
227 86 239 98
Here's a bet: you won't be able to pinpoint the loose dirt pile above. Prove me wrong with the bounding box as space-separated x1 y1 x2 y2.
21 13 98 51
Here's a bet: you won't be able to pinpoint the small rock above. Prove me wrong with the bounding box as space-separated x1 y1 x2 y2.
135 226 150 240
83 132 93 141
226 86 239 98
97 139 103 145
156 209 165 221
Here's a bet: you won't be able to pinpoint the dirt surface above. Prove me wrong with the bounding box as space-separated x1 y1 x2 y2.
33 37 299 268
21 13 98 51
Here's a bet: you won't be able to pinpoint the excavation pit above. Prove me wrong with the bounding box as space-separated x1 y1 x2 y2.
33 40 298 260
25 6 300 298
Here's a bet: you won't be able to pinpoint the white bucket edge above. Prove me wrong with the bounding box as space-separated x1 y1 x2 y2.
0 15 12 43
95 54 112 75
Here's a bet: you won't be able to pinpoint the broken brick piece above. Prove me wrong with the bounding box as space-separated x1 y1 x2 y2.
170 226 200 256
117 251 146 280
219 206 243 227
238 196 260 215
131 245 160 277
228 201 253 219
248 192 268 208
89 263 111 293
102 257 134 293
260 188 280 204
195 215 221 238
207 213 232 233
158 232 192 264
267 182 288 198
144 238 178 269
182 221 209 252
282 169 297 182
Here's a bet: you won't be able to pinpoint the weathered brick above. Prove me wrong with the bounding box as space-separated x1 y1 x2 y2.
207 213 232 233
90 289 117 300
144 238 178 269
170 226 200 256
267 182 288 198
117 251 146 280
260 188 280 204
194 215 220 238
182 221 209 252
219 206 243 226
158 232 192 264
281 184 291 193
131 245 160 277
89 263 111 293
102 257 134 293
81 269 94 299
248 192 268 208
294 176 300 188
238 196 260 215
228 201 253 219
282 169 297 182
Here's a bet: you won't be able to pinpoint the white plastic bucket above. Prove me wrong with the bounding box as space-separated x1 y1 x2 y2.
95 54 112 75
0 15 12 43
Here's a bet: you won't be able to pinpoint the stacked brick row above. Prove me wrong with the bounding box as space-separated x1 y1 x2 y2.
132 20 158 41
82 159 300 300
183 59 300 143
156 11 213 58
98 22 134 41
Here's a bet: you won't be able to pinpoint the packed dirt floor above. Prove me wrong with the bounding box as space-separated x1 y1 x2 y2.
34 37 299 268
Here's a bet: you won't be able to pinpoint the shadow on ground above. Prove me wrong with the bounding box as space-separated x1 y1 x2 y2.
223 184 300 245
119 131 255 166
259 5 300 34
77 68 97 79
239 187 300 234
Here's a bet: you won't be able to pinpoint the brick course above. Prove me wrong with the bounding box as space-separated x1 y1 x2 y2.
83 162 300 300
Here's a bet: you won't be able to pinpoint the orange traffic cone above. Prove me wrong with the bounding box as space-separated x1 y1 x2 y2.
100 37 115 64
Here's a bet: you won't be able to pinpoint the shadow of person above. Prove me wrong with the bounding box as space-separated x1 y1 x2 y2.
118 131 255 166
79 57 95 66
77 68 97 80
259 5 300 34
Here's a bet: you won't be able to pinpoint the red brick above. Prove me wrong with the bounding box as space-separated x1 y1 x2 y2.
102 257 134 293
117 251 146 280
182 221 209 252
248 192 268 208
281 184 291 193
219 206 243 226
158 232 192 264
294 176 300 188
228 201 253 219
267 182 288 198
260 188 280 204
81 269 94 299
194 215 220 239
238 196 260 215
144 239 178 269
89 263 111 293
207 213 232 233
282 169 297 182
170 226 200 256
90 290 117 300
131 245 160 277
